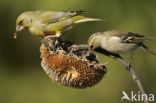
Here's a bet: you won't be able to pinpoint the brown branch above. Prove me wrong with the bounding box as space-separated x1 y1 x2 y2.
110 56 148 103
95 48 149 103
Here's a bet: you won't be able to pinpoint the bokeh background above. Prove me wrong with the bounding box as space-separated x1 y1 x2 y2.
0 0 156 103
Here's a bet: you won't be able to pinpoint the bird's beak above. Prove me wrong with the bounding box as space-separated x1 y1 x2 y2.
88 48 93 55
14 25 24 39
16 25 24 32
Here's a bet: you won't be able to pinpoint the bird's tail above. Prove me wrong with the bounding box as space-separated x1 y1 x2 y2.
140 43 156 56
72 16 103 24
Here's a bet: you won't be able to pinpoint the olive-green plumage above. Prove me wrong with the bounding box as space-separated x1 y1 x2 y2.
15 10 102 38
88 30 156 55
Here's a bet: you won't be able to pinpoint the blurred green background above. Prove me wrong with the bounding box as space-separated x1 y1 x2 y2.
0 0 156 103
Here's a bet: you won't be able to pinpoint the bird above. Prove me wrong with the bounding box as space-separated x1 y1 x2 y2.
88 30 156 56
14 10 102 39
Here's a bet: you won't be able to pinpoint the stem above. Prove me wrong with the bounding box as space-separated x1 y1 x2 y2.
95 48 149 103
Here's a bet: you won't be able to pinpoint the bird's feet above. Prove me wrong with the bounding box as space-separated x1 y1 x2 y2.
127 52 134 71
125 63 131 71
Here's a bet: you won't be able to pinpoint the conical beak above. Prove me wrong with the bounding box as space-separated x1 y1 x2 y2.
16 25 24 32
14 25 24 39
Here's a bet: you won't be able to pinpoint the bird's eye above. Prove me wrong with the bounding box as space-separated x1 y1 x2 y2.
18 20 23 25
90 45 93 48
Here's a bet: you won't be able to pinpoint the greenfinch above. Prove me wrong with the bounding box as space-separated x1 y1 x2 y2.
15 10 102 38
88 30 156 55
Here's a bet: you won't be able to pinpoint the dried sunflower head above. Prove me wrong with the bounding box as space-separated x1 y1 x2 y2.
40 39 107 88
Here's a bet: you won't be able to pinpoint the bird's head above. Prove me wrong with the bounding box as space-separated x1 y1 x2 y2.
14 12 33 38
16 12 32 32
88 33 101 53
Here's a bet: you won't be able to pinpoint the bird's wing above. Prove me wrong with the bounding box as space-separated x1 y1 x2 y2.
39 10 86 24
121 32 149 43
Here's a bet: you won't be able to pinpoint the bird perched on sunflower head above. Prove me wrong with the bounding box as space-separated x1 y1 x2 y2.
14 10 102 39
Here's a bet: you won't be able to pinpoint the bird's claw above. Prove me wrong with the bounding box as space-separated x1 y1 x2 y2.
126 52 134 71
125 63 131 71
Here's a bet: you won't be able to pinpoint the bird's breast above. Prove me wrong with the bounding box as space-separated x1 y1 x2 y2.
29 22 45 36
